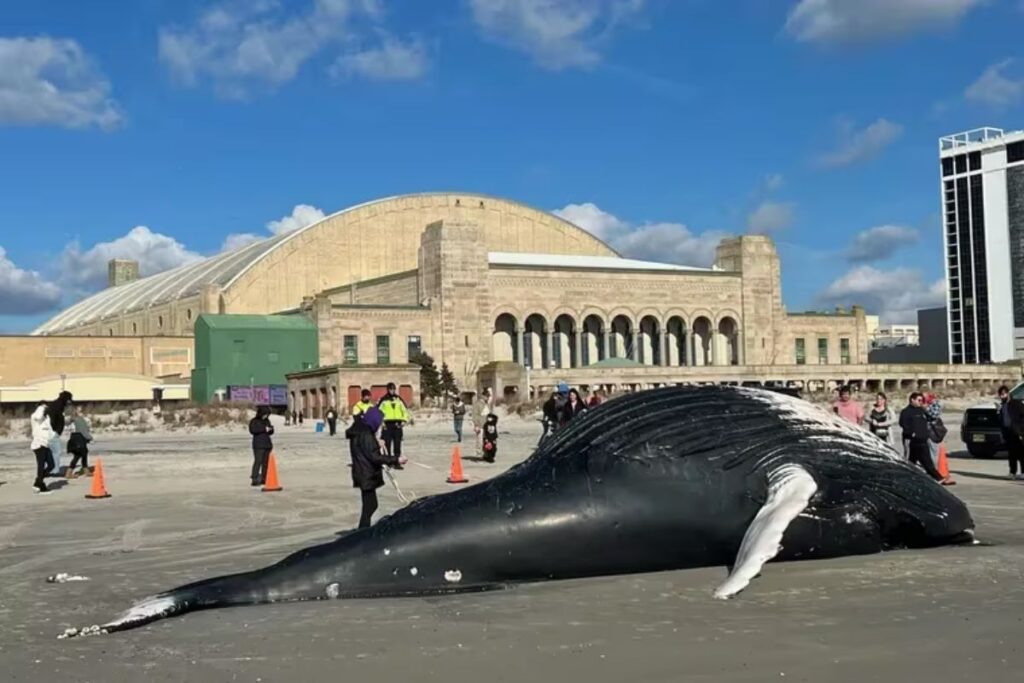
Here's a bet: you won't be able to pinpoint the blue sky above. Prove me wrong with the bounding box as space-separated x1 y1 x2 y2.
1 0 1022 332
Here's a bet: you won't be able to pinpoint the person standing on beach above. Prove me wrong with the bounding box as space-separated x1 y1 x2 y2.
325 405 339 436
66 405 93 478
832 385 864 426
248 405 274 486
346 407 405 528
998 385 1024 480
377 383 410 467
451 396 466 442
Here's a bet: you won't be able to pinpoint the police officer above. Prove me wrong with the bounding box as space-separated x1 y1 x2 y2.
378 383 410 467
351 389 374 418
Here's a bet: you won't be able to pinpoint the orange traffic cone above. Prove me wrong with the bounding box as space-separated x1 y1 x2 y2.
446 445 468 484
938 444 951 479
262 453 283 492
85 458 111 499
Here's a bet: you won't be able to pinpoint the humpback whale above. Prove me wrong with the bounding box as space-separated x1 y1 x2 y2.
68 386 974 636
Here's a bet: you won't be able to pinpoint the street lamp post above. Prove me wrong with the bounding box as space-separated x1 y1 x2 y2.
60 373 67 391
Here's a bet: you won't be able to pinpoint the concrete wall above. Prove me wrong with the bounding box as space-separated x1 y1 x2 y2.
286 364 420 418
781 312 868 366
310 298 435 369
324 271 420 307
0 335 194 387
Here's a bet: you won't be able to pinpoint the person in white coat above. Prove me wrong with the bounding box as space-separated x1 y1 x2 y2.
30 391 73 493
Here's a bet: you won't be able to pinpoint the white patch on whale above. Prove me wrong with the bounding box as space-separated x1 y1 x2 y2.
325 583 340 599
444 570 463 583
843 512 870 525
737 388 900 463
714 463 817 600
383 548 391 556
410 567 418 576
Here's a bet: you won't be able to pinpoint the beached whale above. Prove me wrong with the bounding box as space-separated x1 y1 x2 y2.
67 386 974 637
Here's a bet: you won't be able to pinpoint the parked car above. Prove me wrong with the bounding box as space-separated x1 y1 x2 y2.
960 382 1024 458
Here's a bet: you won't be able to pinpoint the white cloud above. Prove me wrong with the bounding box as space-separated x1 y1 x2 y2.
819 118 903 168
965 59 1024 109
58 226 202 292
467 0 645 70
786 0 981 45
266 204 326 235
220 232 264 252
554 202 728 267
817 265 946 323
331 36 429 80
553 202 630 241
746 201 796 234
0 36 122 129
159 0 423 96
846 225 919 263
0 247 61 315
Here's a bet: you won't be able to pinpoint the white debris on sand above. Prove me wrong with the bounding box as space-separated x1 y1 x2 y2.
46 573 90 584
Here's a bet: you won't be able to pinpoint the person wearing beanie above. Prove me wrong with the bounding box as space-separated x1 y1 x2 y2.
345 406 406 528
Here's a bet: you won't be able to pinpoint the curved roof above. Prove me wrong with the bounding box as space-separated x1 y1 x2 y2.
34 192 616 335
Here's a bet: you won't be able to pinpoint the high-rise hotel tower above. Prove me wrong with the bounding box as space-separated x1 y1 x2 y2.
940 127 1024 363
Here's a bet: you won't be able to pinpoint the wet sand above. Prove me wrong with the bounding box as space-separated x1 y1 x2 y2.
1 413 1022 682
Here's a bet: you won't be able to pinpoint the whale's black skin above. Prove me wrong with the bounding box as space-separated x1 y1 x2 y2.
86 386 974 635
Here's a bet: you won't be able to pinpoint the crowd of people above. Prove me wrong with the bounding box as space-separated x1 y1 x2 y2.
828 384 1023 486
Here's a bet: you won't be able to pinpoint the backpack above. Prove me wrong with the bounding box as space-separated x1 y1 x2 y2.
929 418 948 443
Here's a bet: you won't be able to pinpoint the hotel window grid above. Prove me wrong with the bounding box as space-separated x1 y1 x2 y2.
944 164 991 363
817 338 828 365
343 335 358 365
794 338 806 365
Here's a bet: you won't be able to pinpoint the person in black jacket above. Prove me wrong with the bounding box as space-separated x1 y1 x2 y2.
346 407 405 528
482 413 499 463
997 385 1024 479
43 391 73 479
541 391 563 442
325 406 339 436
248 405 274 486
560 388 587 427
899 393 948 483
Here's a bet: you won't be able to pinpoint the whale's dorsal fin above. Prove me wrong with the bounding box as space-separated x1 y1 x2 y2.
713 464 817 599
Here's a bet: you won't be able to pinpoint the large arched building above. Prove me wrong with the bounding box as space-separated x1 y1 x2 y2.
32 192 867 397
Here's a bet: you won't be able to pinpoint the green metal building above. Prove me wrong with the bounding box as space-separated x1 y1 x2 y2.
190 314 318 404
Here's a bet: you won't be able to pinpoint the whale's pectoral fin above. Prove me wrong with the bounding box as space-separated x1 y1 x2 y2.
713 464 817 600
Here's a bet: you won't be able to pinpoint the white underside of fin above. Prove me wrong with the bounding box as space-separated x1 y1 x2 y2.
713 464 817 600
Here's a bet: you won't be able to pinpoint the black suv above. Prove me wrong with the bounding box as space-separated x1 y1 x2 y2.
961 382 1024 458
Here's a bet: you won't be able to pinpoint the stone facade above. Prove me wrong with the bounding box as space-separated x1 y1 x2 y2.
303 219 868 394
285 364 420 417
40 193 615 338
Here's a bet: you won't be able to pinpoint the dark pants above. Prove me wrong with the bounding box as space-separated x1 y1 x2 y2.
453 417 463 442
359 488 379 529
1004 429 1024 475
33 447 53 489
68 446 89 471
383 423 403 457
908 440 943 481
251 447 271 484
328 418 337 436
